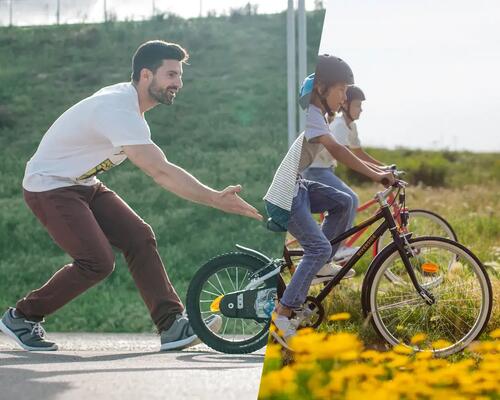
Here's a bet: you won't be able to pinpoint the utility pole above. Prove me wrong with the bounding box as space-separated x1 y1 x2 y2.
199 0 202 17
56 0 60 25
286 0 297 147
287 0 308 145
103 0 107 22
9 0 13 26
297 0 307 132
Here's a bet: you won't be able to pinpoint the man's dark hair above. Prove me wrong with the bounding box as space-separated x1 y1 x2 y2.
131 40 189 82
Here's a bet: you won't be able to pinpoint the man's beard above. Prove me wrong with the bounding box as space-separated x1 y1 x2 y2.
148 80 177 105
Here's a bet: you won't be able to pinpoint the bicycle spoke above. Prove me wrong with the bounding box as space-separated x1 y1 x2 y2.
202 289 221 297
225 268 237 291
214 272 227 293
205 279 223 295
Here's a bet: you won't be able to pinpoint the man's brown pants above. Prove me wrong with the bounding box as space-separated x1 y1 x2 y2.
16 183 184 331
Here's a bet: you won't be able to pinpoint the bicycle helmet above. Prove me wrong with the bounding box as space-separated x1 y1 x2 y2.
314 54 354 116
346 85 366 103
298 73 315 110
342 85 366 121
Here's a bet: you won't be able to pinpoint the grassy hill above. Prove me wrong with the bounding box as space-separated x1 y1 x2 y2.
0 11 325 331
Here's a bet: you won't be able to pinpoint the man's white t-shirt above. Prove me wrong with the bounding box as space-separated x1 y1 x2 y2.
308 113 362 169
23 82 154 192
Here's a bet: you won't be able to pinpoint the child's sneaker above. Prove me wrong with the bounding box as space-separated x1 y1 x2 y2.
311 262 356 285
270 314 298 351
0 308 58 351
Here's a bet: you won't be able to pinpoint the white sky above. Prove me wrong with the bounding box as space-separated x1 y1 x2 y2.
319 0 500 152
0 0 318 25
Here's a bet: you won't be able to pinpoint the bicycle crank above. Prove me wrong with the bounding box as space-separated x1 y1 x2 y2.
296 296 325 329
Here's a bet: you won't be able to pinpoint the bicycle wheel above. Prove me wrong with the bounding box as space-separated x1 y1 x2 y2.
186 252 282 354
375 209 458 254
362 237 492 357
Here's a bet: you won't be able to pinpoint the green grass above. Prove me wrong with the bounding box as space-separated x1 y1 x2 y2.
0 12 324 332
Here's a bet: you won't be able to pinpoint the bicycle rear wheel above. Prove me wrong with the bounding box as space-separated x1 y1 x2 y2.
362 237 492 357
186 252 282 354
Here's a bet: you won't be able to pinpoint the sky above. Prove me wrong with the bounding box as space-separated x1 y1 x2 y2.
319 0 500 152
0 0 318 25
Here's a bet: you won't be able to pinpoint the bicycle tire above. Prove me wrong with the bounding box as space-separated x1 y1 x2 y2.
362 237 492 357
186 252 282 354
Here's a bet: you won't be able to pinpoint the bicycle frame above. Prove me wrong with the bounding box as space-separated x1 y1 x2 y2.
283 193 435 305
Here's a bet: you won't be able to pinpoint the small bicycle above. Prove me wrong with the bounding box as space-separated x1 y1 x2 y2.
186 175 492 356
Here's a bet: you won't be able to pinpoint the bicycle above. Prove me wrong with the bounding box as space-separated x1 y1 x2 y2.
186 176 492 357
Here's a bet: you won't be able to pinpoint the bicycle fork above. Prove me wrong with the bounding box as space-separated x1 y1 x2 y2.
381 205 436 306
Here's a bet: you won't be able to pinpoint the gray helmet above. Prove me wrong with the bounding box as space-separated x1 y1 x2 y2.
346 85 366 103
315 54 354 87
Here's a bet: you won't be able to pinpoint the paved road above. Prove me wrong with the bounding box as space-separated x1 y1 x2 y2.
0 332 265 400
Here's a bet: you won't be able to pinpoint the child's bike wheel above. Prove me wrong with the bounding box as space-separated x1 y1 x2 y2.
362 237 492 357
186 252 283 354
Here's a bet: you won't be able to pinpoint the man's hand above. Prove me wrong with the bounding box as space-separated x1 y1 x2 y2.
213 185 263 221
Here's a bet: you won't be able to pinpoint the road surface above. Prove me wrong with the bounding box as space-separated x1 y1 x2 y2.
0 332 265 400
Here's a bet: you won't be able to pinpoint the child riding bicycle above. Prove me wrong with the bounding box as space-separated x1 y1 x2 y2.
263 55 395 349
303 84 389 262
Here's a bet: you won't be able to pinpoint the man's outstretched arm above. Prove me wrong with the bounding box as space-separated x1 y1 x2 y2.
123 143 263 220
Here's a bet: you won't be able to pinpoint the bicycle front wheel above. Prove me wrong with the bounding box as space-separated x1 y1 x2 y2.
362 237 492 357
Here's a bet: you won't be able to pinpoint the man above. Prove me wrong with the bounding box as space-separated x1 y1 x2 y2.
0 40 262 352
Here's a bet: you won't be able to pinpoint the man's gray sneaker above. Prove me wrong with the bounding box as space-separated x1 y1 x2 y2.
0 308 58 351
160 313 222 351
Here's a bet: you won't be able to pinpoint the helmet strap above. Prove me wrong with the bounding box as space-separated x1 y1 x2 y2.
341 103 354 123
320 97 334 117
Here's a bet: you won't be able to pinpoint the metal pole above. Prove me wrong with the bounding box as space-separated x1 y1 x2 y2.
152 0 155 16
199 0 202 17
297 0 307 132
103 0 107 22
9 0 13 26
56 0 60 25
287 0 297 147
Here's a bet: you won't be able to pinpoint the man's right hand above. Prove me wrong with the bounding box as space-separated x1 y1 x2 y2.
213 185 263 221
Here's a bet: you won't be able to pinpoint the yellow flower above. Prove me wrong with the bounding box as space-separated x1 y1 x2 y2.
431 339 452 350
393 343 414 355
489 328 500 339
328 312 351 321
410 332 427 345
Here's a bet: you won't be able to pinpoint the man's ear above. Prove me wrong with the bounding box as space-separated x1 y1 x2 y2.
140 68 153 83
